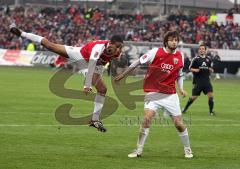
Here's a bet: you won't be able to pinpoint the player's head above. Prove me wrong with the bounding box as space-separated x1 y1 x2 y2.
198 43 207 56
163 31 179 51
105 35 124 58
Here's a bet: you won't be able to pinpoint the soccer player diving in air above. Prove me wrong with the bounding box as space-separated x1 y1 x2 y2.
10 23 124 132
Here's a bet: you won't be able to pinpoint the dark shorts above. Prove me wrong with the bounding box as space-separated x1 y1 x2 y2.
192 83 213 96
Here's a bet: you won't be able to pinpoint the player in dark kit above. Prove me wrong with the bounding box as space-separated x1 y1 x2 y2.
182 44 215 115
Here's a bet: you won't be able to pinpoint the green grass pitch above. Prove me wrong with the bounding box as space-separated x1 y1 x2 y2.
0 66 240 169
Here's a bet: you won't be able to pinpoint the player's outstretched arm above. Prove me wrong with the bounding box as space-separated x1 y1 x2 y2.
83 44 104 95
177 76 187 97
177 69 187 98
209 67 214 73
84 59 97 95
115 48 156 82
190 68 200 73
114 59 140 82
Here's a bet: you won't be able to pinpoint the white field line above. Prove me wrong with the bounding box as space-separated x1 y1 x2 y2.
1 112 239 123
0 124 240 127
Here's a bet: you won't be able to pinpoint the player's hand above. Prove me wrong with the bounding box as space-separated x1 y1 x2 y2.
83 86 92 95
191 68 199 73
209 68 214 73
179 89 187 98
194 69 200 73
114 74 125 82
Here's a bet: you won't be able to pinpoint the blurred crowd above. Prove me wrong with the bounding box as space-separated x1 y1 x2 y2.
0 5 240 50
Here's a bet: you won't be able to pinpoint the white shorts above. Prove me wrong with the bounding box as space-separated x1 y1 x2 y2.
144 92 182 117
64 45 104 76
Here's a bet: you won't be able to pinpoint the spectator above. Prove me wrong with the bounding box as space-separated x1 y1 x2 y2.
1 6 240 50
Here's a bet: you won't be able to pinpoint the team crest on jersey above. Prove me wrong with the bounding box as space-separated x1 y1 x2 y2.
173 58 178 64
202 62 207 66
142 54 148 60
94 52 99 58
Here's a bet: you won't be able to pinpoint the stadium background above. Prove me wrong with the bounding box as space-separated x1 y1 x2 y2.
0 0 240 169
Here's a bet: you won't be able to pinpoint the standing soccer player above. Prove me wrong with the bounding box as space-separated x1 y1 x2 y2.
182 44 215 115
10 24 123 132
115 31 193 158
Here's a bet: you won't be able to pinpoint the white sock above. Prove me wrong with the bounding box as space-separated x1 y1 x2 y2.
91 94 105 121
21 32 44 43
136 127 149 153
178 128 191 149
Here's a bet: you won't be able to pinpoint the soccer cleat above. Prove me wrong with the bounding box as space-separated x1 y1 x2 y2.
128 149 142 158
9 23 22 36
89 120 107 132
210 111 216 116
184 148 193 158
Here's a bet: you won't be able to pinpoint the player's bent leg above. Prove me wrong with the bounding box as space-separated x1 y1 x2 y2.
207 92 215 116
142 109 155 128
172 115 185 132
172 115 193 158
128 109 155 158
41 39 69 58
88 74 107 132
182 96 198 113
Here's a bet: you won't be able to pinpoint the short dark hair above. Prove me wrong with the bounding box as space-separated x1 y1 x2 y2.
110 35 123 43
198 43 207 50
163 31 179 47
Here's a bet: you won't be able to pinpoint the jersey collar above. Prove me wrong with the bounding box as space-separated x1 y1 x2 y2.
163 47 177 54
199 55 206 58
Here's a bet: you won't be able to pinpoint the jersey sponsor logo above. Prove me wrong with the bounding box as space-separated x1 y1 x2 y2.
161 63 174 73
173 58 178 64
161 63 174 70
202 62 207 67
199 61 209 69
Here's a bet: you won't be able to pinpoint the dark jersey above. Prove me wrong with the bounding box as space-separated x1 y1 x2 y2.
190 56 212 84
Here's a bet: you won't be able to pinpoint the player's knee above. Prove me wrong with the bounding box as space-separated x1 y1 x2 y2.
191 96 197 101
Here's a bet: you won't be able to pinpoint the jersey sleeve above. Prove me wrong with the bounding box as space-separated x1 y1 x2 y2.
89 44 105 61
180 52 185 67
178 67 184 77
139 48 158 64
189 57 198 69
177 68 184 90
209 57 213 68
